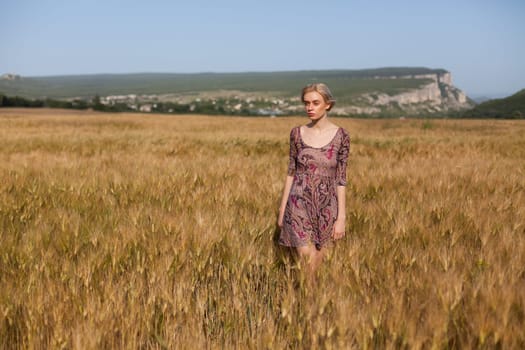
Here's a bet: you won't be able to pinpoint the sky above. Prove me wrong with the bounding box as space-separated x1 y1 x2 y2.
1 0 524 97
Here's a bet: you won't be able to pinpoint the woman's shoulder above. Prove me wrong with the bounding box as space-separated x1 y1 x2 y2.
330 123 349 139
339 127 350 138
289 125 302 136
334 126 350 147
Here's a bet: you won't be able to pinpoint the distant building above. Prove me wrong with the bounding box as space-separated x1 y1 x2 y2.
139 104 152 112
1 73 21 81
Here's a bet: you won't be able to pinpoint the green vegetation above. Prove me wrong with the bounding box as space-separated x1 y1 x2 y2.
0 94 89 109
463 89 525 119
0 67 441 100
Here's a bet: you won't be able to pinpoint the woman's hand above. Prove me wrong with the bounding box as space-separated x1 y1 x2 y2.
332 217 346 239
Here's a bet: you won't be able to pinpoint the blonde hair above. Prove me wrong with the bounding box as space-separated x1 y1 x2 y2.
301 83 336 111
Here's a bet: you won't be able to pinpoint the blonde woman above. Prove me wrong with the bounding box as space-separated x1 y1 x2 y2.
278 83 350 275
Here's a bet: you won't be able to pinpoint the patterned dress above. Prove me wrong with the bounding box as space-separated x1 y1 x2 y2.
279 126 350 250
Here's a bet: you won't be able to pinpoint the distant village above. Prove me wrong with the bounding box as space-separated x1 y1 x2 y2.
96 93 304 116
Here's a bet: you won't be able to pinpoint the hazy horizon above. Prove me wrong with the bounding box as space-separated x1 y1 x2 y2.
1 69 517 100
2 0 524 98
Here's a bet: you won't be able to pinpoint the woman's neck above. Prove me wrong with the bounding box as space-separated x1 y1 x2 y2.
308 114 331 131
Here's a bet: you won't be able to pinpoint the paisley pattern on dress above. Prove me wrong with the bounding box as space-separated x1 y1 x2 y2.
279 126 350 249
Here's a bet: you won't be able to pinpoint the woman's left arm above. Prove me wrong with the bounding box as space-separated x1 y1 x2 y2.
333 185 346 239
333 129 350 239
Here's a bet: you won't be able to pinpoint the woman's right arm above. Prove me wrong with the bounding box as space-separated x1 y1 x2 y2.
278 175 294 227
279 127 298 227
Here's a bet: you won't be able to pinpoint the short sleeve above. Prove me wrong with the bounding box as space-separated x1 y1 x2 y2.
335 129 350 186
287 127 299 176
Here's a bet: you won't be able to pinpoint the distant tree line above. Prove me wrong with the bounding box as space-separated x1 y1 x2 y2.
0 94 90 109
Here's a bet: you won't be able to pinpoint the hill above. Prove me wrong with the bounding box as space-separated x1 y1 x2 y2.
0 67 473 116
463 89 525 118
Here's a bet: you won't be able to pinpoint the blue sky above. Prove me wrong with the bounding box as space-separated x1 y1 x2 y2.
1 0 524 97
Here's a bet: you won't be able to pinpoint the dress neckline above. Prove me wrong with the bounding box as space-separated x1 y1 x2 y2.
298 126 341 149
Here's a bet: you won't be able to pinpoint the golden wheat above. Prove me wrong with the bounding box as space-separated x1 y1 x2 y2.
0 108 524 349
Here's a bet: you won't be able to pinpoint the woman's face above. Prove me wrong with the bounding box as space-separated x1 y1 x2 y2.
303 91 330 121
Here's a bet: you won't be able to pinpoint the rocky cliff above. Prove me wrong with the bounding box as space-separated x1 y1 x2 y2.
333 72 473 116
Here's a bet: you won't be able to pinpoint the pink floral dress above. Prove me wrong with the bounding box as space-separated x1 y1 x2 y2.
279 126 350 250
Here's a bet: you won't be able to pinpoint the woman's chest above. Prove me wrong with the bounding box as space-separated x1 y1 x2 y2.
296 146 338 171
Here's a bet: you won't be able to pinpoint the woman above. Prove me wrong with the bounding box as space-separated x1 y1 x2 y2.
278 83 350 276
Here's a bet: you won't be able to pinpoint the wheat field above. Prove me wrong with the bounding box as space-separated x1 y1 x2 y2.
1 108 524 349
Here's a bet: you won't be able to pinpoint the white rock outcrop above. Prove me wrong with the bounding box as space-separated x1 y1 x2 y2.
354 71 472 115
